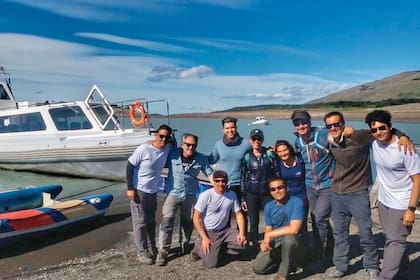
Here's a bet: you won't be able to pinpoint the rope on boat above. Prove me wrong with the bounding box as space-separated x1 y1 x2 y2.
59 182 121 200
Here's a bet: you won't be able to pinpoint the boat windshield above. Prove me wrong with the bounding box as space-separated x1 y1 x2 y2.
85 86 120 130
49 106 93 131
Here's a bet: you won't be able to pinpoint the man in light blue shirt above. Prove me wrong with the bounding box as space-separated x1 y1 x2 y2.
208 116 251 200
156 133 213 266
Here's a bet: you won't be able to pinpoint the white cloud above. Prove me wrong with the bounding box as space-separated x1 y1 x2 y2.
76 33 193 53
0 33 350 113
7 0 258 21
175 37 322 58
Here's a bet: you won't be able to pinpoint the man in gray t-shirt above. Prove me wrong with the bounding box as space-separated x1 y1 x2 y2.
191 170 247 268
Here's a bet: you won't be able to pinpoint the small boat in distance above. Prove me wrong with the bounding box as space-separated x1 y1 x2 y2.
250 116 269 125
0 67 172 181
0 184 113 245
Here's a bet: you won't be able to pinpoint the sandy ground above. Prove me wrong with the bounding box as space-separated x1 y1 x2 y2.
1 187 420 280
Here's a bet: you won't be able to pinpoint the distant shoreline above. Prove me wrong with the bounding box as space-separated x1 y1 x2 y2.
171 103 420 123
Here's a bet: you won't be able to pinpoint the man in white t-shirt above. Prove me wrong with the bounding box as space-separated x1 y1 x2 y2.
191 170 247 268
126 124 172 265
365 110 420 280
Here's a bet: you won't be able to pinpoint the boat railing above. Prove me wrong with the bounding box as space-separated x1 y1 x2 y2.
111 98 172 133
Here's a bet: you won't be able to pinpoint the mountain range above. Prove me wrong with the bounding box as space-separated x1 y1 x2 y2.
309 70 420 103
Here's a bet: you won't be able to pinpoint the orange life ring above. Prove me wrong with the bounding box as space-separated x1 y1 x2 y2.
129 101 148 127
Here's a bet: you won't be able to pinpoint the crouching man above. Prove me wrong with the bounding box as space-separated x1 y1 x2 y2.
191 170 247 268
252 177 305 280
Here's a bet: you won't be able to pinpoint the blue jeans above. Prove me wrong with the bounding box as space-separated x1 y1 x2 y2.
331 190 379 272
306 187 332 253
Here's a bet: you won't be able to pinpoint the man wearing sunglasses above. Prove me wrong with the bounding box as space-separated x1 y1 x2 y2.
126 124 173 265
365 110 420 280
324 111 413 279
252 177 305 280
290 110 336 266
190 170 247 268
156 133 214 266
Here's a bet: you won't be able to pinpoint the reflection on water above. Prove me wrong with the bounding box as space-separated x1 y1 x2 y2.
0 169 124 198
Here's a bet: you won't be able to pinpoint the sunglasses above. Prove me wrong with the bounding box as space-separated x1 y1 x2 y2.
370 125 387 134
183 142 197 148
325 122 342 129
159 134 171 140
251 137 263 142
293 119 309 127
270 184 286 192
214 179 226 183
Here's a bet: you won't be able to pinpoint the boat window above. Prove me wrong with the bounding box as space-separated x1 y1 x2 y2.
49 106 93 131
0 112 46 133
0 85 10 100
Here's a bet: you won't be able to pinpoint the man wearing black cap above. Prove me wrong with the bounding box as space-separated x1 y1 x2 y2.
241 128 277 246
190 170 247 268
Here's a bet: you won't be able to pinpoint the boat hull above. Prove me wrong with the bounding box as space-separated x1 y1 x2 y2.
0 193 113 245
0 184 63 213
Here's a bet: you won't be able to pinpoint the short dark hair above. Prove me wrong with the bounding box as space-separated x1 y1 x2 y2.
324 111 345 123
365 110 392 127
182 133 199 144
157 124 172 135
268 176 286 186
221 116 237 126
274 140 296 157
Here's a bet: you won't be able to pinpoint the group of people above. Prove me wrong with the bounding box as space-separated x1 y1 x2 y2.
125 109 420 280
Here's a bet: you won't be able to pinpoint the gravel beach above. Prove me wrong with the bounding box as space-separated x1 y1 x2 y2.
1 188 420 280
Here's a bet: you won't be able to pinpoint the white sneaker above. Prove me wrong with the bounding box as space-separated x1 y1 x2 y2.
138 254 154 265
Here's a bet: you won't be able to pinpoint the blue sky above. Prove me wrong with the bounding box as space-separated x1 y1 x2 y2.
1 0 419 113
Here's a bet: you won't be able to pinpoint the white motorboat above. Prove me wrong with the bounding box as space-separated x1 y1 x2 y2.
0 67 170 181
250 116 269 125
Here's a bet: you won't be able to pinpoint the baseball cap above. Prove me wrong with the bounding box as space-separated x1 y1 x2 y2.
213 170 228 181
250 128 264 139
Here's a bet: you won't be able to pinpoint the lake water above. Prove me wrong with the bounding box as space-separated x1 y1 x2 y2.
0 117 419 195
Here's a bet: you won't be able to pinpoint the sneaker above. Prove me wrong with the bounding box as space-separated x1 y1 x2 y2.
190 251 200 261
367 269 379 280
329 269 345 278
138 254 154 265
155 250 168 266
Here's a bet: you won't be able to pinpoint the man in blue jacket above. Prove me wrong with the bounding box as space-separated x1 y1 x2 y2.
291 110 335 265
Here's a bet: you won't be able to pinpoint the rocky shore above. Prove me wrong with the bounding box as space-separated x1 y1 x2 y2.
1 189 420 280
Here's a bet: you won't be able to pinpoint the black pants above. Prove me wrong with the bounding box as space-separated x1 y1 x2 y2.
245 192 273 242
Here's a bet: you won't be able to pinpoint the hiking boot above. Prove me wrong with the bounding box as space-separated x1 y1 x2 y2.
367 269 379 280
138 253 154 265
329 269 345 278
155 250 168 266
190 251 200 261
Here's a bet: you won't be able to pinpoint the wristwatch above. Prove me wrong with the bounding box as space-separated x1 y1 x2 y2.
408 206 417 212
